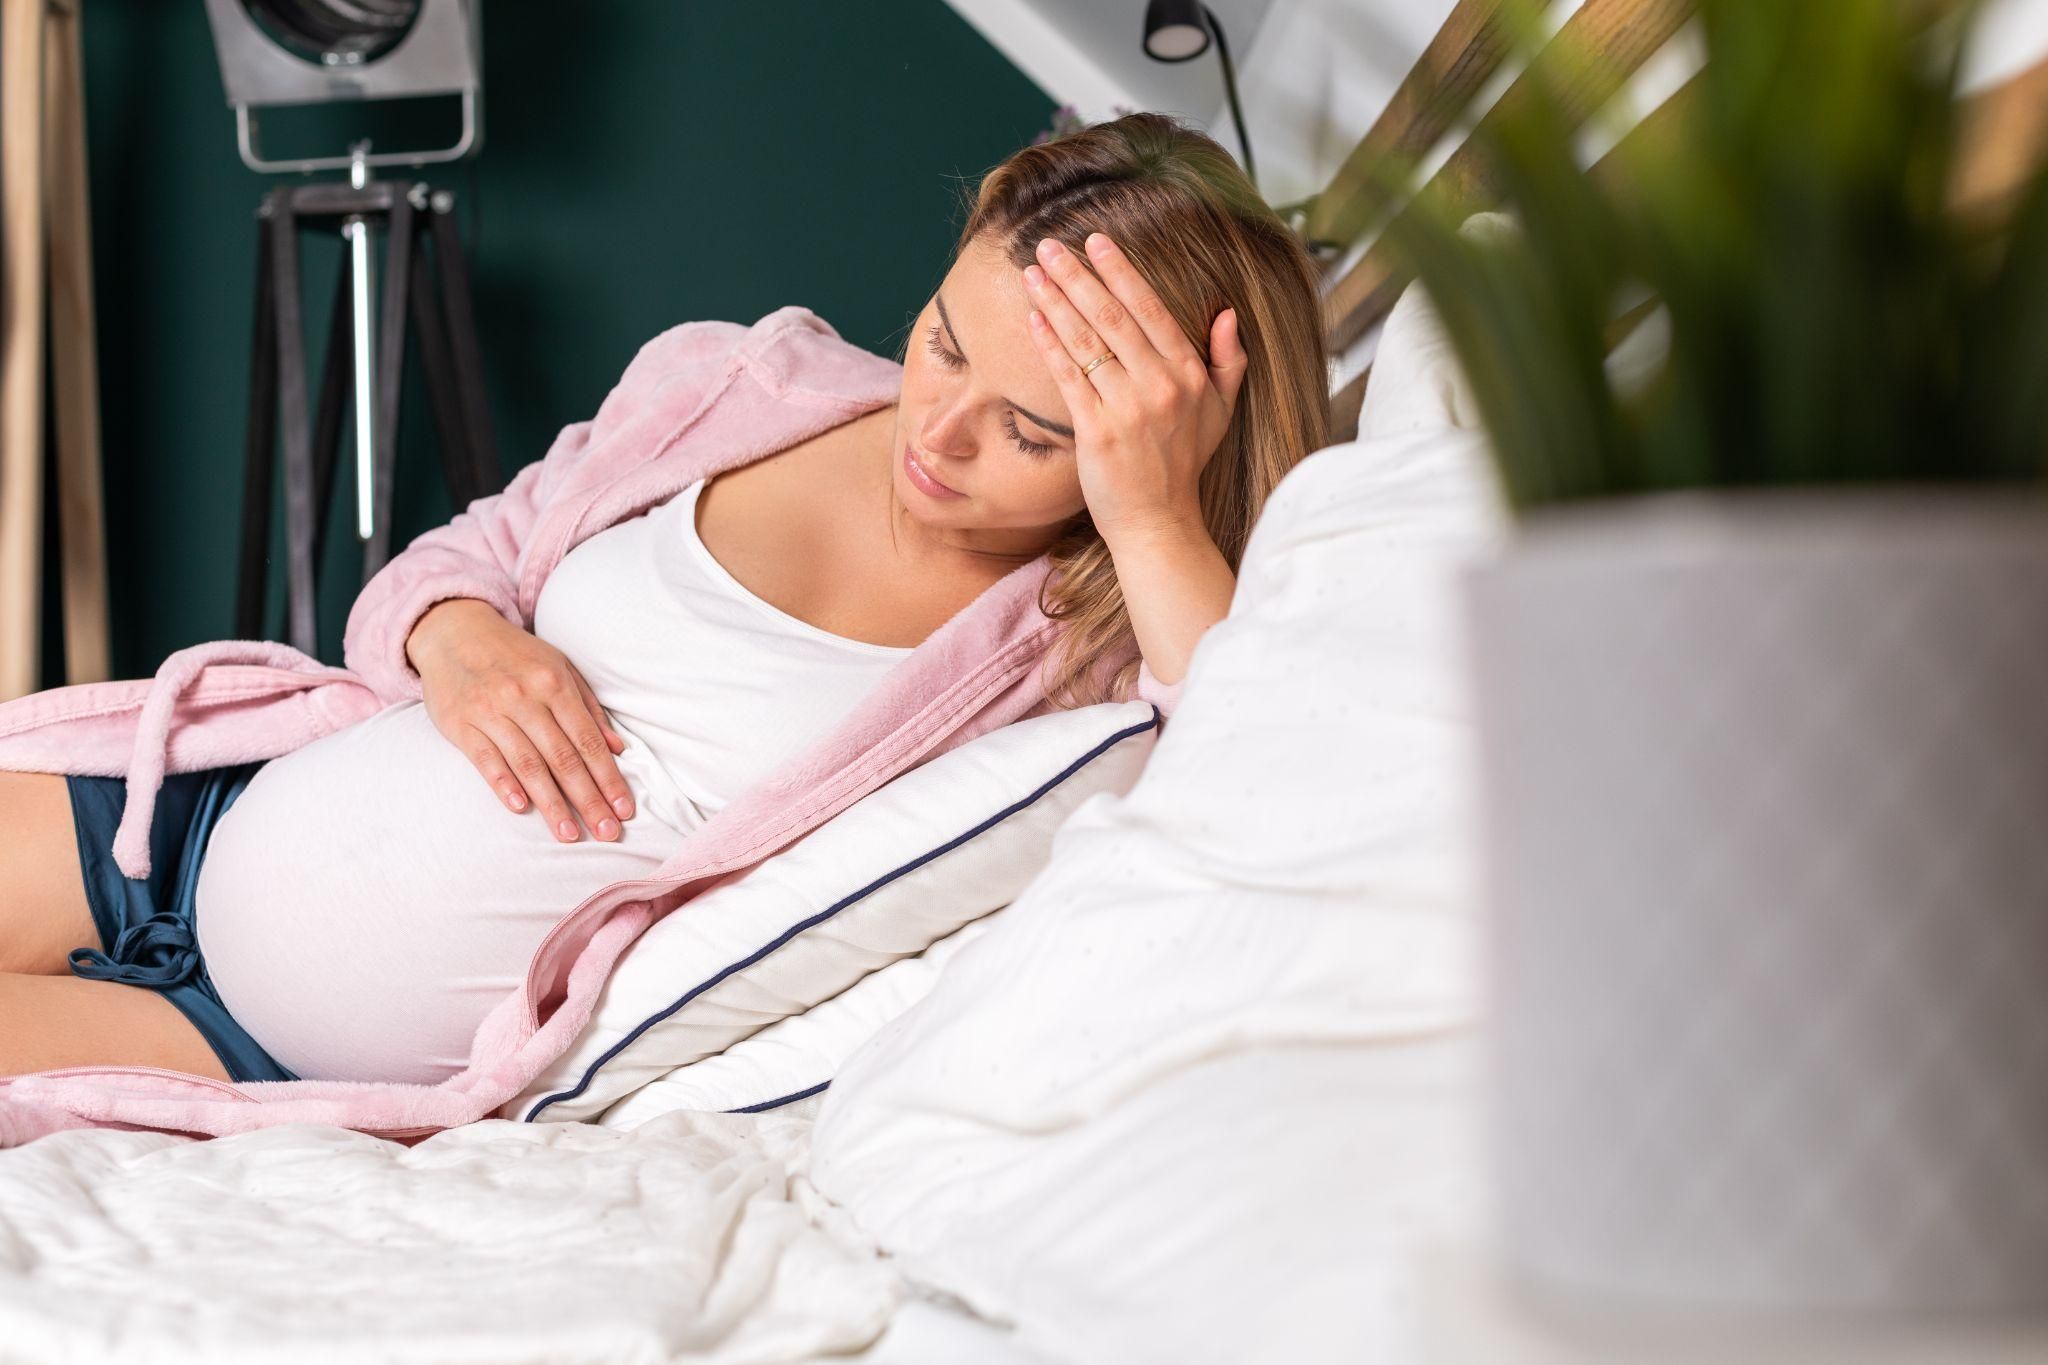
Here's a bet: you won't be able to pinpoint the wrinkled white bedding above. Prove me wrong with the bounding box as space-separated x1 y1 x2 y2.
0 1105 918 1365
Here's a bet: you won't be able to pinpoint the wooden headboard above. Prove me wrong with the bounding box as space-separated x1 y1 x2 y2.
1309 0 2048 441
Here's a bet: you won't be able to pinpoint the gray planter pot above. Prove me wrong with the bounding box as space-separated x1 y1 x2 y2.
1465 488 2048 1316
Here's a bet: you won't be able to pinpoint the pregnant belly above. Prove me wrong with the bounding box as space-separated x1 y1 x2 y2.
195 701 688 1085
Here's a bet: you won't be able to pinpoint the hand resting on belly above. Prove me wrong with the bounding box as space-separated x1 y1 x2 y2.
405 596 637 844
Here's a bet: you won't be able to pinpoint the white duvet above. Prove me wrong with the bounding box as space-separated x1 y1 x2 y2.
0 1106 902 1365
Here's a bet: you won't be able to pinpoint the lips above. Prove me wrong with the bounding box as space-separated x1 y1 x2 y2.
904 444 965 499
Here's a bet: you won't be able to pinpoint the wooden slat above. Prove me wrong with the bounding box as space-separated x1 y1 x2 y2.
1584 71 1694 193
1328 368 1369 443
1320 0 1697 357
1319 3 2048 432
1304 0 1512 254
1578 55 2048 219
1310 78 1679 376
1601 292 1660 351
1322 253 1403 363
1953 56 2048 219
46 0 109 683
1330 282 1663 442
1 0 47 702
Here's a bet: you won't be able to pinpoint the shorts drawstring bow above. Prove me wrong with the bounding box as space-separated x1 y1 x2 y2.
68 908 203 988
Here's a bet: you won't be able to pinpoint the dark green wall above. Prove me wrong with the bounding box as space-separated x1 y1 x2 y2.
68 2 1053 683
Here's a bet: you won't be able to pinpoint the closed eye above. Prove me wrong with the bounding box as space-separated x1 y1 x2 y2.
924 323 964 372
1002 413 1055 458
926 324 1058 459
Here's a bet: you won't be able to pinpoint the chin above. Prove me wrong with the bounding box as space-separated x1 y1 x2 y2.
892 474 955 525
895 466 978 524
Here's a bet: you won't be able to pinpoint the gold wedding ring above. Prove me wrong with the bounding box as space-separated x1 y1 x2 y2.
1080 351 1117 376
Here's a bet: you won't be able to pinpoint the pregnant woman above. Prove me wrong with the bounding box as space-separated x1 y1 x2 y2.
0 113 1330 1096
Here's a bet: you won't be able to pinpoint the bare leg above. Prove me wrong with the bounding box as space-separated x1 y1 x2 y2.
0 773 236 1081
0 770 99 975
0 972 232 1080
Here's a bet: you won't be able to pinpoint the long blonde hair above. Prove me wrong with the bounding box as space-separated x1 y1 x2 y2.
953 112 1330 706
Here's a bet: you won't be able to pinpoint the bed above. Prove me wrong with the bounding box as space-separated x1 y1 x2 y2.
0 365 1490 1365
2 374 1494 1360
0 1088 1084 1363
0 1099 881 1365
8 5 2047 1363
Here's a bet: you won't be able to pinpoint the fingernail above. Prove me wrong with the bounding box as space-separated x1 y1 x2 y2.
597 817 620 840
558 819 579 841
612 795 633 819
1086 232 1110 256
1039 237 1063 259
1024 264 1045 288
505 788 527 811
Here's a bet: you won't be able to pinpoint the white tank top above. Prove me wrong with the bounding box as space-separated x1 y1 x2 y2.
195 478 911 1084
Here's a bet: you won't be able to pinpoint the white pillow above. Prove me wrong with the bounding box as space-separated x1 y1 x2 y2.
593 913 996 1129
1354 241 1488 439
806 280 1509 1364
507 701 1157 1124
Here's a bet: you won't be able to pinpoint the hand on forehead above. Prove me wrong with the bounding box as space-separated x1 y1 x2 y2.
936 236 1078 434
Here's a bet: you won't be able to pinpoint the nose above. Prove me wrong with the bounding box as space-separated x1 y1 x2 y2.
919 388 977 459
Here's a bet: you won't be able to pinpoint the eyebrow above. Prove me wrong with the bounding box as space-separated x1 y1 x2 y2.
935 292 1076 439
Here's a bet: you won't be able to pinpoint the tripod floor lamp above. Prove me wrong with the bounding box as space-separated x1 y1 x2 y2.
236 161 500 656
206 0 499 658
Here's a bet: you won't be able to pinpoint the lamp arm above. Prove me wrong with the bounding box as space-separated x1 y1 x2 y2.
1202 4 1256 190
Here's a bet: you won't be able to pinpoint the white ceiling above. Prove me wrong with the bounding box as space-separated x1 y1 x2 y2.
945 0 1279 126
945 0 1460 206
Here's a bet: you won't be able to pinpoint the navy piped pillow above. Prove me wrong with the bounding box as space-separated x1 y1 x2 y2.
509 701 1160 1124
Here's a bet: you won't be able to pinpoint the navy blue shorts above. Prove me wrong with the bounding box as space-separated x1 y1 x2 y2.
64 761 302 1083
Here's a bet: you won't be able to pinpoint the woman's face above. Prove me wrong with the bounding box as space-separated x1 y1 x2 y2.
890 234 1087 552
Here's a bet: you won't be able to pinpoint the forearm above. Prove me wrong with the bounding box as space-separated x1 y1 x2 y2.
1101 512 1236 688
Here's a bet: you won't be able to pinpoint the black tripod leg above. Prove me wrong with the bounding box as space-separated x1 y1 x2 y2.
430 200 502 496
364 188 415 581
272 192 318 657
407 219 477 510
308 248 354 576
234 201 278 641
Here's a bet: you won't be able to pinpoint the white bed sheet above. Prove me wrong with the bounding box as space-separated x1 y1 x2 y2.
0 1106 915 1365
838 1297 1064 1365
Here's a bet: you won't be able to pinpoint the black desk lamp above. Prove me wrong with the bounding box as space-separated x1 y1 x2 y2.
1142 0 1257 189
